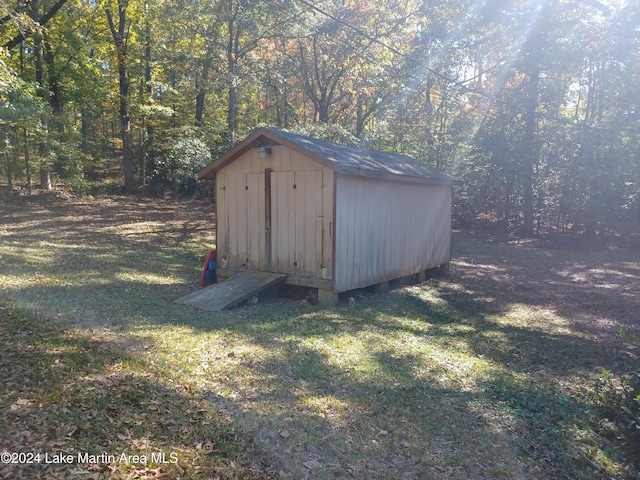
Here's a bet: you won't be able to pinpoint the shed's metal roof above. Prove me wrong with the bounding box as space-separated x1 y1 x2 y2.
198 127 462 185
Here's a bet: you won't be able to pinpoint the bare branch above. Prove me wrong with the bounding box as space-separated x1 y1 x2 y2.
3 0 69 50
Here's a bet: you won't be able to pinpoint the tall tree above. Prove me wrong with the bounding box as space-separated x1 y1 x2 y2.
106 0 135 193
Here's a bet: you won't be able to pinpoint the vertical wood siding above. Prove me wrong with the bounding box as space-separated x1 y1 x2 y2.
217 173 266 269
216 146 334 278
227 173 248 267
293 170 323 276
334 175 452 293
271 170 323 276
246 173 266 270
271 171 296 273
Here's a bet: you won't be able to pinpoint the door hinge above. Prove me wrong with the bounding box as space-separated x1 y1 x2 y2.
293 184 297 189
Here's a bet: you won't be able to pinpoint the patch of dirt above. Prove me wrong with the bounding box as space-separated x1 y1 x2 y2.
451 237 640 364
1 190 216 251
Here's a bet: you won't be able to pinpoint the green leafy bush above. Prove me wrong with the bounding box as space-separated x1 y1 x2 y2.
148 137 211 196
51 141 90 195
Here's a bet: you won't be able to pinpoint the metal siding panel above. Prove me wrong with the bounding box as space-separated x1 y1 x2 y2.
362 180 376 281
321 168 334 280
350 180 362 283
335 176 453 292
377 185 391 281
334 175 353 292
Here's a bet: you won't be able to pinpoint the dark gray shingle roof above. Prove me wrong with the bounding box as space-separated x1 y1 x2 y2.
266 128 461 184
199 127 461 185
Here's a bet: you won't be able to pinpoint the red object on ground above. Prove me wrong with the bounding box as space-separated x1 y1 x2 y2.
200 249 217 286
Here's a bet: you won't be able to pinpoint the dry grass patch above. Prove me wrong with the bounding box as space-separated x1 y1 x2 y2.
0 301 278 480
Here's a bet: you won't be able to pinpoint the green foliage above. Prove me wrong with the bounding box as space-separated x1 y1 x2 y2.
148 136 212 196
1 0 639 240
50 140 91 195
592 326 640 449
0 58 43 126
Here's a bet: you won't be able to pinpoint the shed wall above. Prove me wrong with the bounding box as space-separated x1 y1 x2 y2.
216 146 334 278
334 175 452 293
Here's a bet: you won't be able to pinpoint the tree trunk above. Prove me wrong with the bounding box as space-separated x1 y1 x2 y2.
106 1 135 194
44 38 61 115
226 13 239 139
23 128 32 194
121 107 135 193
141 15 152 192
5 150 13 189
40 158 52 190
3 131 13 189
195 53 213 127
317 95 330 124
356 98 365 138
3 0 69 50
522 68 539 237
32 4 52 192
195 89 206 127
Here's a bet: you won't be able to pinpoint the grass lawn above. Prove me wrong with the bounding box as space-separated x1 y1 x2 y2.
1 191 639 479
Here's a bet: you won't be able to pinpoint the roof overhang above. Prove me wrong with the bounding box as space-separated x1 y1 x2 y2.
198 128 337 180
336 166 463 186
198 127 463 187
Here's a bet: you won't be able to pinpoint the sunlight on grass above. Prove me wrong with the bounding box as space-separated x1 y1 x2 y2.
493 303 577 335
0 244 57 265
298 394 350 429
3 197 639 479
103 220 167 235
403 284 449 307
1 302 274 479
114 271 185 284
619 261 640 270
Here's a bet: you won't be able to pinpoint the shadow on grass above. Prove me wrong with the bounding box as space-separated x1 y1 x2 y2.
0 301 277 480
196 318 594 478
3 195 639 478
1 276 627 477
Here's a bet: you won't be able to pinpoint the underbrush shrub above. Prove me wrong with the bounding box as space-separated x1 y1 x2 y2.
51 141 91 195
148 137 211 196
592 325 640 450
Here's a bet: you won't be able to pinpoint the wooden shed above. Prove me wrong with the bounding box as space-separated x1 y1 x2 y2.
198 127 461 305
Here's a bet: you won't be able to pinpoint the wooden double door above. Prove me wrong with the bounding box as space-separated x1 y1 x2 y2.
220 170 324 276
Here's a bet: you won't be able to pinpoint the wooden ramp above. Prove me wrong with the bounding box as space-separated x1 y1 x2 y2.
175 271 287 311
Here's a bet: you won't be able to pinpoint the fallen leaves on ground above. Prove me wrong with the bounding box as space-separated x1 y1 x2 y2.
0 301 279 480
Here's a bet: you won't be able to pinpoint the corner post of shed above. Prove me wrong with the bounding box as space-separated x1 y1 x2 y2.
438 262 450 276
317 288 338 306
374 281 389 294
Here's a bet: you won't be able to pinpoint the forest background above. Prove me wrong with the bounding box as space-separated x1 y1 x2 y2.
1 0 639 243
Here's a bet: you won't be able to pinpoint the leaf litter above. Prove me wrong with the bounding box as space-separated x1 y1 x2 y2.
2 193 640 479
